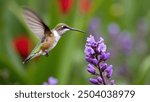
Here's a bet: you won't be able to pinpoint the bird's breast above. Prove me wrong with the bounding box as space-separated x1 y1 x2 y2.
41 36 55 51
41 31 61 52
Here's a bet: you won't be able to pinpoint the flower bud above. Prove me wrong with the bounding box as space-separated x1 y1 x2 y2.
87 64 96 75
89 78 99 84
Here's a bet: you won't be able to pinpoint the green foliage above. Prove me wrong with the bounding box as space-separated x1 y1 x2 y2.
136 56 150 84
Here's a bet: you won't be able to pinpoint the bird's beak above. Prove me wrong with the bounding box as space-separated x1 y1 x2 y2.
68 27 86 34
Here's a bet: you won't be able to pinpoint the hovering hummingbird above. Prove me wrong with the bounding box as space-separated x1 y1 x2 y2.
22 8 85 64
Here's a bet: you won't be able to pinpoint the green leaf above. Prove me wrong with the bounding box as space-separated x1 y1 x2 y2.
136 56 150 84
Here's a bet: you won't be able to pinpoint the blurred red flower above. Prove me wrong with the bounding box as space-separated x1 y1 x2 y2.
12 36 32 59
79 0 92 14
58 0 73 15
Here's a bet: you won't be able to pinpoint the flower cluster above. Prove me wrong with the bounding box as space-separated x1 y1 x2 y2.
85 35 115 85
43 77 58 85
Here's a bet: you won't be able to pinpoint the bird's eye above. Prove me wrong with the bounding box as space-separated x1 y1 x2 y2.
61 26 67 29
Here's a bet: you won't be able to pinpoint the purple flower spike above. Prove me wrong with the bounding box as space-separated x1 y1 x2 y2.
43 77 58 85
85 35 115 85
87 64 96 75
89 78 99 85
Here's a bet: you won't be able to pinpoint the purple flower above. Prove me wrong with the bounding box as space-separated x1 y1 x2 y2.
86 35 97 47
87 64 96 75
108 23 120 36
101 63 107 71
86 57 98 66
97 43 106 53
118 31 133 55
106 65 113 78
98 37 104 43
85 46 95 56
85 35 115 85
43 77 58 85
100 52 110 61
97 77 102 83
110 80 115 85
89 78 99 85
87 35 96 44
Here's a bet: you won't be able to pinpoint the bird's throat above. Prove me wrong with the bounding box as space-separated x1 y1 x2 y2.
52 30 61 42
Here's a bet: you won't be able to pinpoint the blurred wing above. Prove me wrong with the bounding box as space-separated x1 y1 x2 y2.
23 8 51 40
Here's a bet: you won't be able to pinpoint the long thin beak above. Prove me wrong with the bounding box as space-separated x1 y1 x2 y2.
69 27 86 34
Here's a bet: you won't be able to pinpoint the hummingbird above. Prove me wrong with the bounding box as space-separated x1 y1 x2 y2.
22 8 85 64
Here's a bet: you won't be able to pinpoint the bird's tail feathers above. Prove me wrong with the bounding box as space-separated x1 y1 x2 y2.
23 52 41 64
23 55 34 64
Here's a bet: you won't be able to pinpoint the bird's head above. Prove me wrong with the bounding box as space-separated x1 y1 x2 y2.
54 23 86 36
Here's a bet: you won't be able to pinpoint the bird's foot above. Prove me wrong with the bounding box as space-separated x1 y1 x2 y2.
44 51 49 57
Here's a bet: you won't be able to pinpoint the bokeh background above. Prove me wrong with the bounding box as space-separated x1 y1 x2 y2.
0 0 150 85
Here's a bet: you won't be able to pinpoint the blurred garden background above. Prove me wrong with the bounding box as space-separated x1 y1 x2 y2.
0 0 150 85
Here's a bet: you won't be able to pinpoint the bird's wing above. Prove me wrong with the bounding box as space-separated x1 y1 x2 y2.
23 8 51 40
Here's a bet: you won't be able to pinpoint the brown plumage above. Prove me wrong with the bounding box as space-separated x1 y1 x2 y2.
41 34 55 51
